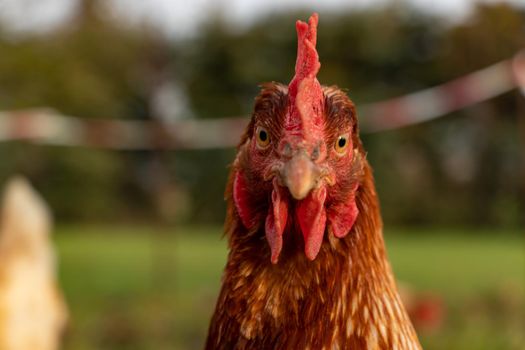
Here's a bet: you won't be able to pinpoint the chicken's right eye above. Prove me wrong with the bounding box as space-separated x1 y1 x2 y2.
256 127 271 149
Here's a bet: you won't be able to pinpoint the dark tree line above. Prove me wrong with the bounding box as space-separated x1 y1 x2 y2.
0 1 523 228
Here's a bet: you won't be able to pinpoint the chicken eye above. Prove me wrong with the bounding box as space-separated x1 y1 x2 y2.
335 133 350 155
256 126 271 149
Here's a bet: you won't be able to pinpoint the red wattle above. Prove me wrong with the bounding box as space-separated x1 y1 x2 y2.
296 186 327 260
265 180 289 264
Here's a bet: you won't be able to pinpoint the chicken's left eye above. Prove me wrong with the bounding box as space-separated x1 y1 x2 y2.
335 133 350 155
256 127 271 149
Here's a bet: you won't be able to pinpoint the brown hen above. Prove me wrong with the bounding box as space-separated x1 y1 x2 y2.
206 13 421 350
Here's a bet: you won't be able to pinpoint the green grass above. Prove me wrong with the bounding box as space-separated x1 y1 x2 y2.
54 225 525 350
386 229 525 299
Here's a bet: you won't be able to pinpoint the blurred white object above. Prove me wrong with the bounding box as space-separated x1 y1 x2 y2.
151 80 193 123
0 177 68 350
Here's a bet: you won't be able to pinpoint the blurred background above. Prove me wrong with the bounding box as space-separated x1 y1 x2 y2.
0 0 524 349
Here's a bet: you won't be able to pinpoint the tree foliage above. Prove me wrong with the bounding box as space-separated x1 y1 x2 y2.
0 2 523 227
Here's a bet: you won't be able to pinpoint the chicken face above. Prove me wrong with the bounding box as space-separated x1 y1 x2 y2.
232 14 364 263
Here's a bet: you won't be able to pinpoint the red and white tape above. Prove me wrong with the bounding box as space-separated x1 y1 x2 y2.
0 50 524 150
512 50 525 96
0 109 247 150
360 55 523 132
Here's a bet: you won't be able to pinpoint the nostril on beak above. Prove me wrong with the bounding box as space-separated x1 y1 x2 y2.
311 146 320 161
281 142 293 158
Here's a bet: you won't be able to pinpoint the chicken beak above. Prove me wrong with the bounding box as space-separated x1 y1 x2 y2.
282 153 318 200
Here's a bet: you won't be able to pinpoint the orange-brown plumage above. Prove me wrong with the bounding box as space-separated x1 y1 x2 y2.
206 14 421 350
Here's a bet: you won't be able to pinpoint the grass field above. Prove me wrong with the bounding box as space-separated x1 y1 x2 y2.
54 225 525 350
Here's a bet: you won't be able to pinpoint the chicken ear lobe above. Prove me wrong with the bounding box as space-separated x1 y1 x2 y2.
328 184 359 238
296 186 327 260
265 180 289 264
233 171 257 229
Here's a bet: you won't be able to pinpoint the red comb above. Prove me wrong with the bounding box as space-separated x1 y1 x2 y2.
286 13 324 140
289 13 320 91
